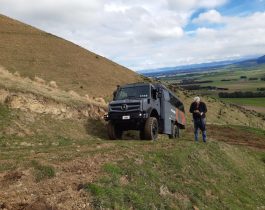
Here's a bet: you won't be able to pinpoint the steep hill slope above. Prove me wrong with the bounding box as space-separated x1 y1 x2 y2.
0 14 141 97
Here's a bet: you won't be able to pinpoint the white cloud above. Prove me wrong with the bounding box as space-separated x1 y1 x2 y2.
104 3 130 13
166 0 228 11
193 9 223 24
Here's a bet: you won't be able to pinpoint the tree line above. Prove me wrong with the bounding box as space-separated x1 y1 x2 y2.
219 91 265 98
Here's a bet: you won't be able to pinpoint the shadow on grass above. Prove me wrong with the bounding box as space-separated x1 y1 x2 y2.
85 119 108 139
85 119 142 141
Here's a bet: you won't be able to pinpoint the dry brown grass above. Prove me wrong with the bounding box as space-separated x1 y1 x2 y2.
34 76 46 85
0 14 141 98
0 66 107 109
49 81 58 89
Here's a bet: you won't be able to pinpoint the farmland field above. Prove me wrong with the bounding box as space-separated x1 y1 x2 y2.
221 98 265 107
160 65 265 114
197 67 265 92
221 98 265 114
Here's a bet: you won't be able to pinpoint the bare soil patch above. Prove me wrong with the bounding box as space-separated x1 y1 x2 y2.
207 124 265 150
243 106 265 114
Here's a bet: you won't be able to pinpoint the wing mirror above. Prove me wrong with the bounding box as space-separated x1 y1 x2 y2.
157 88 162 98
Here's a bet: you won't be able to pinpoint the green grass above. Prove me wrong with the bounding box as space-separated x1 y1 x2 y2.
31 160 55 182
221 98 265 107
0 162 17 172
57 136 73 146
0 104 12 129
85 140 265 210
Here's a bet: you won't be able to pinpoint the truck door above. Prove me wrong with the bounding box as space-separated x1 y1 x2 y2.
160 90 175 134
151 86 160 115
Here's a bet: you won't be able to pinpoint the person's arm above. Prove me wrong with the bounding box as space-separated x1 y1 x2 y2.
200 103 207 116
189 103 194 113
203 103 207 113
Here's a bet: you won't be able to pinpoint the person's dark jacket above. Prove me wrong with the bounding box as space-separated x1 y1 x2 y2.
189 101 207 119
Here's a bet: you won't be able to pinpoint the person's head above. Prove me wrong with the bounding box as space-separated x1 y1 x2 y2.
194 96 201 104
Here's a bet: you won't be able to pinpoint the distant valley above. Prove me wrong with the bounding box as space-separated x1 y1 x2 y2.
140 55 265 78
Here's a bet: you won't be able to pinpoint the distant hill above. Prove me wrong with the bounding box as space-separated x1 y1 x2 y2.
257 55 265 64
233 55 265 66
0 14 141 97
139 60 239 75
140 55 265 77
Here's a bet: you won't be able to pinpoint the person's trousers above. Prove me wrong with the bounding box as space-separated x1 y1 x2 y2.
193 118 207 142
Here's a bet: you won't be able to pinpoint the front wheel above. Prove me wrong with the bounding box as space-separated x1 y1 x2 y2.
144 117 158 140
107 121 123 140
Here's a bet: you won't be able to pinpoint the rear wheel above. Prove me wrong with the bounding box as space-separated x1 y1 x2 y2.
169 124 180 139
144 117 158 140
107 121 123 140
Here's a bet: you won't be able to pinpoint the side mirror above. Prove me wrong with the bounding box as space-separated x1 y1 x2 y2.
157 88 162 98
151 89 157 100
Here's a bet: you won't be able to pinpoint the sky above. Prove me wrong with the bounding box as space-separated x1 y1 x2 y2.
0 0 265 71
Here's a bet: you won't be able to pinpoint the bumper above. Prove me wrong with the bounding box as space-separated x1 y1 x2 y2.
104 111 148 121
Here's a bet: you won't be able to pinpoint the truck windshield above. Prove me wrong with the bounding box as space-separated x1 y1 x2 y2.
115 86 150 100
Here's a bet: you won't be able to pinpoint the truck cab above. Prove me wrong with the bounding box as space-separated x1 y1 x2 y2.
105 83 185 140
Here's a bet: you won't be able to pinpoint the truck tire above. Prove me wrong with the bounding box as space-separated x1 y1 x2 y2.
144 117 158 140
169 124 180 139
107 121 123 140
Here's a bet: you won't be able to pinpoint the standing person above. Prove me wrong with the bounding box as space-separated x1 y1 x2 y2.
189 96 207 142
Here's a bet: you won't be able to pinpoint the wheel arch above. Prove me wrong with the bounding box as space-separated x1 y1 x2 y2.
149 109 159 119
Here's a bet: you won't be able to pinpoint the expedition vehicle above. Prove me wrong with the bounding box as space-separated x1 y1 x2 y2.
104 83 186 140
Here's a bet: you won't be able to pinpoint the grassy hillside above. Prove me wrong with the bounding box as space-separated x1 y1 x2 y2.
0 14 141 98
0 104 264 209
86 139 265 210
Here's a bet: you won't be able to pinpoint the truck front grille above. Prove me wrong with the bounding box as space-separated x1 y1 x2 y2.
110 102 141 112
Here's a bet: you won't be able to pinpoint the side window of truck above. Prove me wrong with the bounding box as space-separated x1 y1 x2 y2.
169 93 180 107
163 90 170 101
151 87 157 100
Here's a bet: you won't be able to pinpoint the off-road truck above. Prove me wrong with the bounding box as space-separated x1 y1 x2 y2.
104 83 186 140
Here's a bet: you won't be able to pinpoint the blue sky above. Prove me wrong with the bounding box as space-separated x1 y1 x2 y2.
220 0 265 15
187 0 265 33
0 0 265 70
